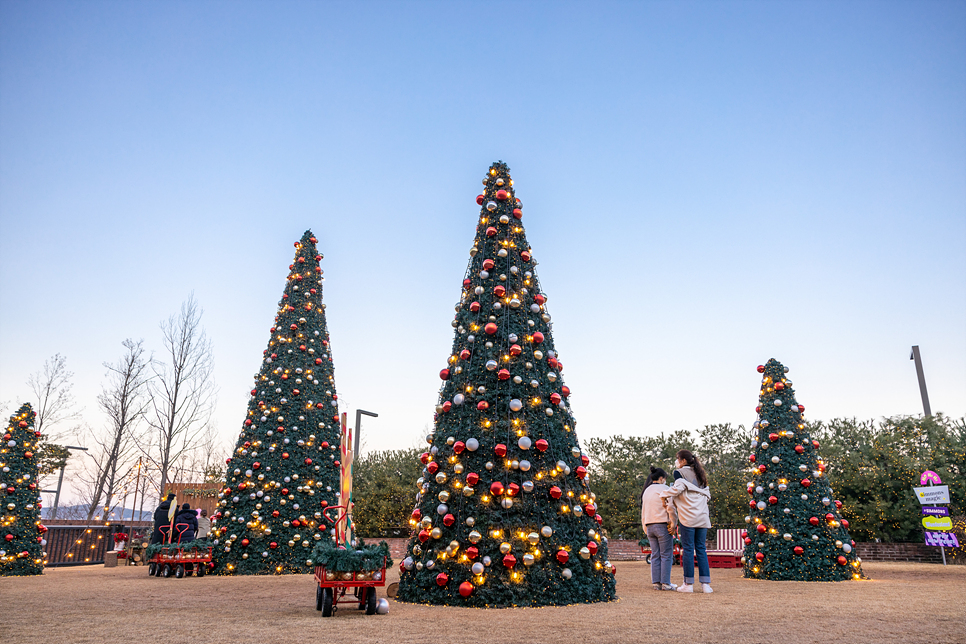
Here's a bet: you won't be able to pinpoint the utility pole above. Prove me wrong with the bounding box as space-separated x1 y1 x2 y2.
910 346 932 417
354 409 379 460
43 445 88 520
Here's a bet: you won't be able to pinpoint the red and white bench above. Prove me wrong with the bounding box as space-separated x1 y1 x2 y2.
706 528 743 568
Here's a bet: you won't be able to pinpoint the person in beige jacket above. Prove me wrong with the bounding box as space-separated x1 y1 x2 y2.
660 450 713 593
641 466 677 591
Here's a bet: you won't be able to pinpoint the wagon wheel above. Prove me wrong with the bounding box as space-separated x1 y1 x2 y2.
357 587 367 610
316 586 324 611
175 564 185 579
196 563 206 577
321 587 334 617
161 564 173 578
185 563 194 577
365 588 377 615
148 562 157 576
645 554 651 564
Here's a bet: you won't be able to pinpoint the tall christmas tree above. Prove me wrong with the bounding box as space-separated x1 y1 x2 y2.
396 162 617 607
742 359 864 581
213 231 343 575
1 404 47 576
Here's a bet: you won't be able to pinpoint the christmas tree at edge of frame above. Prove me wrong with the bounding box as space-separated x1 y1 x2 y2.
742 358 865 581
212 231 343 575
1 403 47 576
396 161 618 607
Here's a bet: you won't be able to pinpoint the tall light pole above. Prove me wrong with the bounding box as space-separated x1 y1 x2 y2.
354 409 379 460
42 445 88 520
910 346 932 417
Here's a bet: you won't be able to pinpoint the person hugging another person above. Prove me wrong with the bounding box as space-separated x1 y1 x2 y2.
641 466 677 591
660 449 713 594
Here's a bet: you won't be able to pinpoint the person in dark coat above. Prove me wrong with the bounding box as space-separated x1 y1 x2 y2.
174 503 198 543
150 493 176 545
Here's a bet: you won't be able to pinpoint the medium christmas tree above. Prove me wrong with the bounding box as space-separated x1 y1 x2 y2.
213 231 343 575
1 404 47 576
742 359 865 581
396 162 617 607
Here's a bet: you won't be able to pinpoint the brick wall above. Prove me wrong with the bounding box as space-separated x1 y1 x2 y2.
854 542 950 564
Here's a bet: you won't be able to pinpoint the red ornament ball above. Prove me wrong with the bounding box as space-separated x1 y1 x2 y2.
768 496 778 505
496 189 508 200
490 481 505 496
512 208 522 219
502 554 517 568
476 400 489 411
509 344 522 356
549 486 562 499
801 478 811 487
535 439 549 452
774 382 784 391
493 285 506 297
498 369 510 380
809 517 820 526
484 323 498 335
755 552 765 562
507 482 520 497
521 251 532 262
269 542 278 549
459 581 473 597
758 464 767 473
469 301 481 312
419 452 431 464
795 445 804 454
532 332 544 344
442 401 452 412
794 546 804 555
826 513 835 522
550 393 561 405
837 556 847 566
561 386 571 398
418 530 430 543
436 572 449 586
427 461 439 474
757 524 767 534
443 514 455 527
556 549 569 564
494 443 507 457
439 369 450 380
453 440 465 454
485 227 497 237
768 433 779 442
482 259 495 270
757 365 765 373
835 500 843 509
476 194 485 205
466 472 480 486
841 519 850 529
574 466 587 479
466 546 479 559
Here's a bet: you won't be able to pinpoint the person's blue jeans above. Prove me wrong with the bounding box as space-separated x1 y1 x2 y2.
679 525 710 584
645 523 674 586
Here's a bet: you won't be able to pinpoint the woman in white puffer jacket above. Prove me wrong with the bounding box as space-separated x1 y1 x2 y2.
660 449 713 594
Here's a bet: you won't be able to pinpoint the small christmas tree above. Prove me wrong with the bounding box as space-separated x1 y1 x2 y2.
396 162 617 607
1 404 46 576
213 231 343 575
742 359 864 581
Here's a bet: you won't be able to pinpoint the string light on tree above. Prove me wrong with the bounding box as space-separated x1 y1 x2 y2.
213 231 342 575
742 359 865 581
0 404 46 576
396 162 617 607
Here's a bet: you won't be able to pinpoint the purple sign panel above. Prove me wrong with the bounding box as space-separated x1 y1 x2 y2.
924 532 959 548
922 506 950 517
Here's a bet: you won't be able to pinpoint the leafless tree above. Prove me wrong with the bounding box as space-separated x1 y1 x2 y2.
76 339 151 521
28 353 81 441
140 295 216 495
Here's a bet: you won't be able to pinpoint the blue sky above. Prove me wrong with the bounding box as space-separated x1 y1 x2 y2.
1 2 964 491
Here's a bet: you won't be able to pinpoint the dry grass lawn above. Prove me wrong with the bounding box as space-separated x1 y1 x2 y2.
1 561 963 644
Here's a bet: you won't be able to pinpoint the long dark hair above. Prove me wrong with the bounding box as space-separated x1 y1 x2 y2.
676 449 708 487
643 466 668 492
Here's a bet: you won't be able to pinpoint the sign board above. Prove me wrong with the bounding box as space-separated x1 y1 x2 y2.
920 470 942 485
922 516 953 531
922 506 950 517
924 532 959 548
914 485 950 505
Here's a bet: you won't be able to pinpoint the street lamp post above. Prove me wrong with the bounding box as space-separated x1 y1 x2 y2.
910 346 932 417
354 409 379 460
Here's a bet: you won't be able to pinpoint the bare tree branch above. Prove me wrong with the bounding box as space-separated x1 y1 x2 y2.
78 339 151 521
27 353 81 441
140 294 217 494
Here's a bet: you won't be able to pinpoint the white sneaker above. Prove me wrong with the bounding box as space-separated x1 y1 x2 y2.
661 583 678 591
702 583 714 593
676 584 693 593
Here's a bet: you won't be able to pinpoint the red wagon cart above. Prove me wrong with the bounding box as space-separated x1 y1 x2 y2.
147 523 213 579
313 554 388 616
